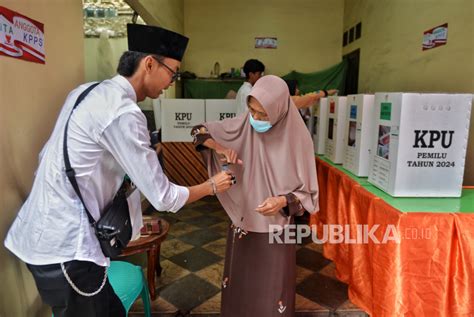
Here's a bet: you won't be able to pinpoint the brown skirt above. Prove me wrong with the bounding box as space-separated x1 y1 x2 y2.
221 225 296 317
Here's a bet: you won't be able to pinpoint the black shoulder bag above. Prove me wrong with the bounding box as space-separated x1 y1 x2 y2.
63 82 132 258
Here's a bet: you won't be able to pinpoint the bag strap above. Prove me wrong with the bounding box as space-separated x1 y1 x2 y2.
63 82 101 226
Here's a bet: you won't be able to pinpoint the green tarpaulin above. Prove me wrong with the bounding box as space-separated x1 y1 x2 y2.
183 79 244 99
182 59 348 99
282 59 348 95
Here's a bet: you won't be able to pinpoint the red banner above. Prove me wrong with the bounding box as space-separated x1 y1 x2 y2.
0 6 45 64
422 23 448 51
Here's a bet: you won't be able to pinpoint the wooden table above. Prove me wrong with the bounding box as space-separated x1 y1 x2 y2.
118 219 169 300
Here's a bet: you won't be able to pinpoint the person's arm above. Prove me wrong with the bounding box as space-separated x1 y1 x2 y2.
186 182 212 203
255 193 307 217
292 89 338 109
99 113 232 212
186 170 233 204
191 125 242 165
292 92 324 109
202 138 240 164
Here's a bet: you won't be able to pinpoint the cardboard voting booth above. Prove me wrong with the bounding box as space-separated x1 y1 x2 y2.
325 96 347 164
152 98 162 131
313 98 328 155
343 94 376 176
368 93 472 197
205 99 238 122
161 99 205 142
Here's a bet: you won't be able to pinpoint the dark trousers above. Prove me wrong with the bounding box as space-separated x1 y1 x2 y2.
27 260 125 317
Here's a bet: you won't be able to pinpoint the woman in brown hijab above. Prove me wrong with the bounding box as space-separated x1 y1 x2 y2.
191 75 319 317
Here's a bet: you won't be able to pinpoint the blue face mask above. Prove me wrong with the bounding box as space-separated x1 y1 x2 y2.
249 114 272 133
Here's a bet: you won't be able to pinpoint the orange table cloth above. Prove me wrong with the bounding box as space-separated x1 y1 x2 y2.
310 157 474 317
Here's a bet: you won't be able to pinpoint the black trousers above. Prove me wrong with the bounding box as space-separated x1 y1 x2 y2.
27 260 125 317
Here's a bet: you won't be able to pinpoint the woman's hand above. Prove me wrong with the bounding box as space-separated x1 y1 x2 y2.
215 144 243 165
255 196 287 216
327 89 338 96
209 170 234 194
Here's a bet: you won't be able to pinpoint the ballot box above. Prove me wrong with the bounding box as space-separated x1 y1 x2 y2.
313 98 328 155
205 99 238 122
368 93 472 197
325 96 348 164
343 94 376 176
161 99 205 142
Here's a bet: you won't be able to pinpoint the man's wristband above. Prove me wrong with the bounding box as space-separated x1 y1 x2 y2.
208 178 217 195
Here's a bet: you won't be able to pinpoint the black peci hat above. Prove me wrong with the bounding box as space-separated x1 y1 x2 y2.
127 24 189 61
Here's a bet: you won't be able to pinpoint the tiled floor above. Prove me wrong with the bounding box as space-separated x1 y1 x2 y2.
129 197 368 317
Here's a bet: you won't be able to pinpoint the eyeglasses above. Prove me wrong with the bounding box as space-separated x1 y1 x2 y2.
152 56 180 82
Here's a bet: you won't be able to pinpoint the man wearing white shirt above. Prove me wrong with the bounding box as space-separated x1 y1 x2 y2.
4 24 234 317
235 59 265 114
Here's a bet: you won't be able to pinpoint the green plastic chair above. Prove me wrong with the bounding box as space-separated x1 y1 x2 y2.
53 261 151 317
108 260 151 317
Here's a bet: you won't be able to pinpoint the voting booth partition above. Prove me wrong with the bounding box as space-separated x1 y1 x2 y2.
205 99 238 122
313 98 328 155
342 94 376 177
159 99 238 142
160 99 206 142
325 96 348 164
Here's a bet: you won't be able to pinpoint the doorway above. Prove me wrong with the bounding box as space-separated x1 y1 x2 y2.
343 49 360 95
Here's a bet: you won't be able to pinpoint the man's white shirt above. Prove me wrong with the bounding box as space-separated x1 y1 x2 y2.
235 81 252 115
4 75 189 266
